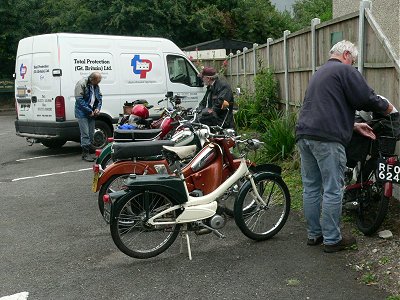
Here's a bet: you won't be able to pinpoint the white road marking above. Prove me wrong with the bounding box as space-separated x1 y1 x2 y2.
0 292 29 300
0 132 12 136
16 153 73 161
12 168 92 182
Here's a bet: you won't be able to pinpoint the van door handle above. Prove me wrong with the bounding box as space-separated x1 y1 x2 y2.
31 96 37 103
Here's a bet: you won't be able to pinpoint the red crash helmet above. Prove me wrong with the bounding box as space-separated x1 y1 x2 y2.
131 104 149 119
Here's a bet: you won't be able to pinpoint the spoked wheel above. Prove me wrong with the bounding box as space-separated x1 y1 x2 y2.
110 190 181 259
356 174 389 235
98 174 130 223
223 178 253 217
234 172 290 241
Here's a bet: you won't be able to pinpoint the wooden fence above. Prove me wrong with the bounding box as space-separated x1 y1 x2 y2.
217 1 400 111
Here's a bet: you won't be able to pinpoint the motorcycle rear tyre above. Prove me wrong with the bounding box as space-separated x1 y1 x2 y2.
110 190 181 259
356 181 389 236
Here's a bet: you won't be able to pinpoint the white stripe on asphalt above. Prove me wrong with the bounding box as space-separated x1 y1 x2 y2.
0 292 29 300
12 168 92 182
16 153 73 161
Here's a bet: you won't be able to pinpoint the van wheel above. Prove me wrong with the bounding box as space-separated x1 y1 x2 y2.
41 139 67 149
94 120 112 148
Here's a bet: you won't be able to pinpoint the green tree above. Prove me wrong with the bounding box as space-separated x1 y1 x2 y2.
232 0 296 43
292 0 332 30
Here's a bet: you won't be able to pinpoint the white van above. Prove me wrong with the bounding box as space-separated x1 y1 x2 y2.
14 33 205 148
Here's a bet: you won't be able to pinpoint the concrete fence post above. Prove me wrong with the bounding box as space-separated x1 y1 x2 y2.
311 18 321 74
266 38 273 68
358 0 372 74
236 50 241 87
253 43 258 75
283 30 291 115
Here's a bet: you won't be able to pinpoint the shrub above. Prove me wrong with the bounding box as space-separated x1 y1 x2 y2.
259 109 297 162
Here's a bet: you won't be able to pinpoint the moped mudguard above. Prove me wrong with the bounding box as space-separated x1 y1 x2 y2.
96 142 112 166
237 171 283 203
95 161 159 192
250 163 282 175
122 174 188 205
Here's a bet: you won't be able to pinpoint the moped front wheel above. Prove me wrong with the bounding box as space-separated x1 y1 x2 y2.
234 173 290 241
110 190 181 259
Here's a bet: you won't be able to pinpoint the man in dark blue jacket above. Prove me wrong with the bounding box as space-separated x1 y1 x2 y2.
296 40 393 253
74 72 102 162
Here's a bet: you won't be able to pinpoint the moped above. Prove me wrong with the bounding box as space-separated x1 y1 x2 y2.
95 93 191 169
105 131 291 260
93 123 209 223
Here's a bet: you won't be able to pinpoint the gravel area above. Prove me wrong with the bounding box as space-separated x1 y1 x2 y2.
347 198 400 297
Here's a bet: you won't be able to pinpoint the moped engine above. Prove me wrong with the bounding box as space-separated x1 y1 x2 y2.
207 214 226 229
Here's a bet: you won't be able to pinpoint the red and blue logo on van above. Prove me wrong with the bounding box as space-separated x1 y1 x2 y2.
131 55 152 79
20 64 27 79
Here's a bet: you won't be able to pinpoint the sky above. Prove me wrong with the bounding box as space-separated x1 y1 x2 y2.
270 0 296 12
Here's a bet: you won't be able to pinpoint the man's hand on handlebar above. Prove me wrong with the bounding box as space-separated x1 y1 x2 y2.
354 122 376 140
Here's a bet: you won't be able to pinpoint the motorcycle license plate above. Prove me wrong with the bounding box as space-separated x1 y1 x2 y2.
92 172 99 192
376 158 400 183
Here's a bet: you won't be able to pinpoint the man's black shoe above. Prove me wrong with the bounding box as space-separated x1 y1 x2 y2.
88 144 97 154
324 236 357 253
307 236 323 246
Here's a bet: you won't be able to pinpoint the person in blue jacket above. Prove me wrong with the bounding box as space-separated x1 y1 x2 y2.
296 40 393 253
74 72 103 162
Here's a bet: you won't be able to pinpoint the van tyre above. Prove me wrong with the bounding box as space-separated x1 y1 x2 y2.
94 120 112 148
41 139 67 149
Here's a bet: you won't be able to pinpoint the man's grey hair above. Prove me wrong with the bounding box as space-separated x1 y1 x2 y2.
88 71 102 82
329 40 358 58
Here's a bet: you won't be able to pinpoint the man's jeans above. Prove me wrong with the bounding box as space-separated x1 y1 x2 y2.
77 117 95 148
297 139 347 245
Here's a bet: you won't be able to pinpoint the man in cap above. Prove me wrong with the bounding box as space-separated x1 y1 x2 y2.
198 66 235 128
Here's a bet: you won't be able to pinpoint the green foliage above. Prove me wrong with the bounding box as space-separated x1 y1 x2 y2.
259 110 297 162
292 0 333 30
234 68 279 131
361 272 377 285
0 0 332 78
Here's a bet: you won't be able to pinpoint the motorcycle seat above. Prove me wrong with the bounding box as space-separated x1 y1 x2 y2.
112 140 174 160
113 128 162 142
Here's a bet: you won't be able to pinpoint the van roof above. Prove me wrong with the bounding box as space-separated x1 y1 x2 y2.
19 33 182 52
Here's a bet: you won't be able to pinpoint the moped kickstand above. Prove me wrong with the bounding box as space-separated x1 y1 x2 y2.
180 224 192 260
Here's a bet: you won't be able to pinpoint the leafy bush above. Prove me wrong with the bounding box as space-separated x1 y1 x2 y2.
259 110 297 162
234 68 279 132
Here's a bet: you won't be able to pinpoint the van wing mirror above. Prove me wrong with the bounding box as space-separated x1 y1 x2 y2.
196 76 204 87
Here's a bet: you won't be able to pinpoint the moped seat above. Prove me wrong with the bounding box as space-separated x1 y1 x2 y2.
113 128 162 142
163 145 197 160
112 140 174 160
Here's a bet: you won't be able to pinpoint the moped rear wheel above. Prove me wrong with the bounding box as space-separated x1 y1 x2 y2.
98 174 130 223
110 190 181 259
234 173 290 241
356 179 389 235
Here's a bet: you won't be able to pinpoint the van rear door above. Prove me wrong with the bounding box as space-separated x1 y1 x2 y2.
15 35 60 123
15 37 34 120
